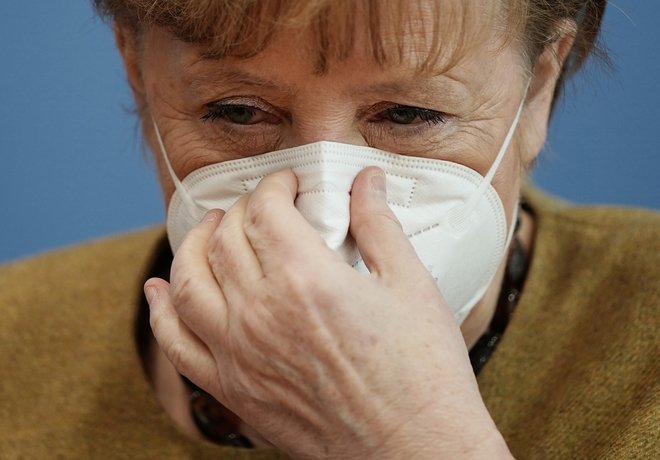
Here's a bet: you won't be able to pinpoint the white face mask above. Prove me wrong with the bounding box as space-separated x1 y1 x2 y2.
153 95 525 324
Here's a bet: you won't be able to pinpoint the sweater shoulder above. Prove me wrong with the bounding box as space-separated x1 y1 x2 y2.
483 188 660 458
525 185 660 234
525 187 660 286
0 227 166 307
0 226 166 274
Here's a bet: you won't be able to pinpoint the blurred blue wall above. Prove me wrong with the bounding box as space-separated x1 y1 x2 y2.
1 2 658 263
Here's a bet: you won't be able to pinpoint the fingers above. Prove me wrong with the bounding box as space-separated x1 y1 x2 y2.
208 193 264 305
168 209 229 343
144 277 217 385
349 167 423 281
242 168 338 274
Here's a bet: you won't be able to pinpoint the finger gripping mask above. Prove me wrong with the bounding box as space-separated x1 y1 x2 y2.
153 94 525 324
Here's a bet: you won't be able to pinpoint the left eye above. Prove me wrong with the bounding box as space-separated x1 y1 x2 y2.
201 104 280 125
377 105 447 126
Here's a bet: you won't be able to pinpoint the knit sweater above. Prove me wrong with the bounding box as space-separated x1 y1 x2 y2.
1 189 658 459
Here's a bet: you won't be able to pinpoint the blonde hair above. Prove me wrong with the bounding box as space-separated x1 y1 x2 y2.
94 0 607 100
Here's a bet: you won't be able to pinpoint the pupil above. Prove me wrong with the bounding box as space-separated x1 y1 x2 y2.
228 107 255 124
388 107 417 124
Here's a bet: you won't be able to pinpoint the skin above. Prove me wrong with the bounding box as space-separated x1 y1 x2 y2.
116 2 575 457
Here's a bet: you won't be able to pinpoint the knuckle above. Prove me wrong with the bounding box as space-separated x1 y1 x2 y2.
170 275 194 311
356 208 403 236
207 232 243 282
178 226 202 256
267 262 334 315
237 305 273 346
206 233 225 269
211 218 240 255
378 208 403 230
166 340 188 372
245 193 270 230
148 308 165 335
206 229 221 255
278 262 316 296
244 191 278 235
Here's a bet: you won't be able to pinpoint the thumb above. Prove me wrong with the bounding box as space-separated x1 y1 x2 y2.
349 167 424 281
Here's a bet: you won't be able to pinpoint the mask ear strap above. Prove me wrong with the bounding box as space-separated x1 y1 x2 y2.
151 117 201 215
462 82 529 216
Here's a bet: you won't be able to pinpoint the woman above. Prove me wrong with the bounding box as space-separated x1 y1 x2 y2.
1 0 658 458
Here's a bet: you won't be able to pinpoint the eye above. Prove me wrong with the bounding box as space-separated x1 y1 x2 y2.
374 104 447 126
201 103 281 125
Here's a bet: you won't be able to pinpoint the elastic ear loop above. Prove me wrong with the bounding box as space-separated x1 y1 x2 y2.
449 83 529 322
151 117 203 217
447 81 530 232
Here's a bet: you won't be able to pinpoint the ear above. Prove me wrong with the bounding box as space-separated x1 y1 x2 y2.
113 25 147 115
521 21 576 165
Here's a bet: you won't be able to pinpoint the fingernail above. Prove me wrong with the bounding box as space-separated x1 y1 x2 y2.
203 210 220 223
145 285 157 305
371 171 387 197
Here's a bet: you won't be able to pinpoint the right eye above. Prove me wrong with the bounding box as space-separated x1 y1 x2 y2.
201 103 281 125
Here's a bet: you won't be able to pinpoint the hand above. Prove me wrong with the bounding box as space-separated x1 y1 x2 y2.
145 167 512 459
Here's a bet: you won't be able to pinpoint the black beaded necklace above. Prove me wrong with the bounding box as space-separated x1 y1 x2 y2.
137 211 530 449
182 376 254 447
468 235 529 374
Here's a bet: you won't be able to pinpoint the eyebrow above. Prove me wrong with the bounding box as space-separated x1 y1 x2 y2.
349 77 470 104
186 69 289 96
185 66 469 103
349 80 433 97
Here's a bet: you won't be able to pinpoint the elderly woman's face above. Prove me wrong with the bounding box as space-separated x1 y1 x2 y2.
129 3 555 226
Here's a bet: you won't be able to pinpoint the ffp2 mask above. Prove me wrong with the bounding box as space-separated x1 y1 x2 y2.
154 95 524 324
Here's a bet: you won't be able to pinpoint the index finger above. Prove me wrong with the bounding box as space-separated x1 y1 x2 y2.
242 168 340 275
169 209 229 342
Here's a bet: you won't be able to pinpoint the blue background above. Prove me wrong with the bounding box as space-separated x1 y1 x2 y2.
1 2 658 263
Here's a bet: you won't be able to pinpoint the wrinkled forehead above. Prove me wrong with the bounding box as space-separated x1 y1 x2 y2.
154 0 514 76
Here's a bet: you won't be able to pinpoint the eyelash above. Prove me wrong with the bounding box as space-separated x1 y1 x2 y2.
200 105 239 122
375 105 447 126
201 103 275 124
200 101 447 129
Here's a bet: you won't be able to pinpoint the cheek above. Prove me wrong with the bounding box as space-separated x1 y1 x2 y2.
152 155 180 211
490 140 524 232
147 120 224 209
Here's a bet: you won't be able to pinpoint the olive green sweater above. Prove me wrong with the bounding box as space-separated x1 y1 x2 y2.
1 189 658 459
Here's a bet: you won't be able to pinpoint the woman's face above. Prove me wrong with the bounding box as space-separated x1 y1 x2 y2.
128 4 555 232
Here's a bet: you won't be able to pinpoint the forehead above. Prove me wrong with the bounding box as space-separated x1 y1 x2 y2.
158 0 511 76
